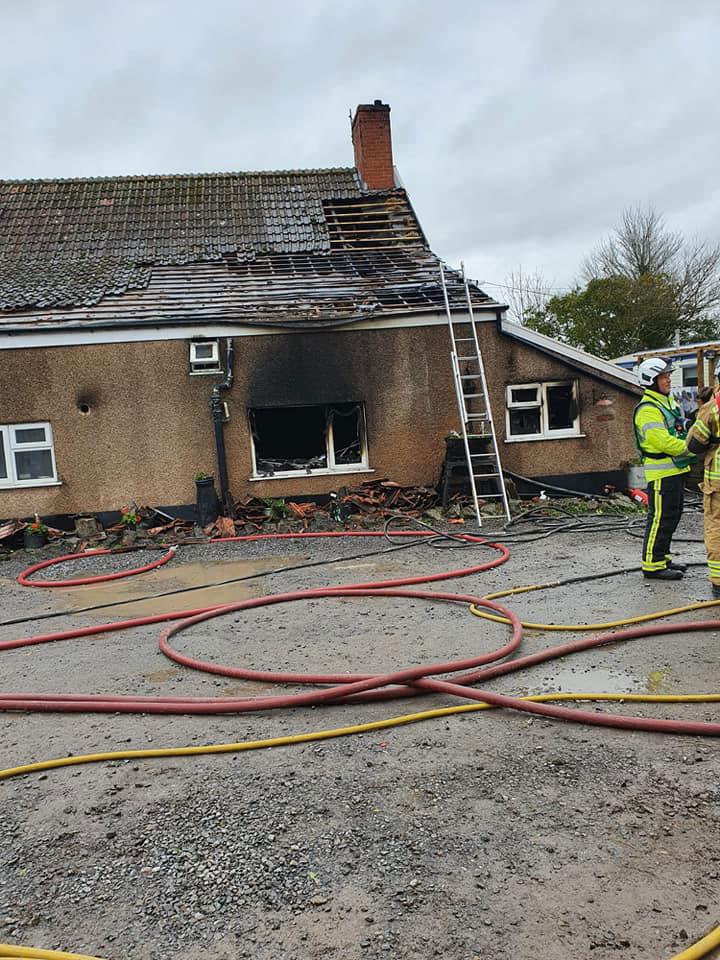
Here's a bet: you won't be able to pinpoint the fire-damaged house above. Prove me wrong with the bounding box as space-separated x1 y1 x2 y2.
0 100 641 520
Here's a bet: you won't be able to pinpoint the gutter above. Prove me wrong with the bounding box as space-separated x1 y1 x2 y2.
0 301 504 336
210 338 235 517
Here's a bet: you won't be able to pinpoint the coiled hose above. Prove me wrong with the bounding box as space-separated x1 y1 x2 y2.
4 528 720 958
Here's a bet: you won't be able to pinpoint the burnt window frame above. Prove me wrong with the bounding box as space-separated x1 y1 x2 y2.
505 380 581 442
248 402 371 480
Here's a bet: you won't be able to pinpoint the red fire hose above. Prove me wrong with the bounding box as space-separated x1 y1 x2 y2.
4 530 720 736
18 545 177 587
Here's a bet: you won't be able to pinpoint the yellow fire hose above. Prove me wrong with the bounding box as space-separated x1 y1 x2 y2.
471 587 720 631
4 566 720 959
1 694 719 958
0 950 107 960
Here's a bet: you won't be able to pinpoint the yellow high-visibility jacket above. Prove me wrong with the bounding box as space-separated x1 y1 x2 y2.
687 395 720 491
632 388 691 484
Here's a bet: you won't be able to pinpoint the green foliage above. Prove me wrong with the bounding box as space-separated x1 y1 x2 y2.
526 274 684 359
121 510 141 527
261 497 292 521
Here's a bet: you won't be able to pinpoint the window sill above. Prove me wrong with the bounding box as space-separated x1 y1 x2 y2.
0 479 63 490
189 369 224 376
249 467 375 482
504 433 585 444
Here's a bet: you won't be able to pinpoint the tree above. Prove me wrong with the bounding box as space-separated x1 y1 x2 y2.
526 274 683 359
582 206 720 337
503 267 551 324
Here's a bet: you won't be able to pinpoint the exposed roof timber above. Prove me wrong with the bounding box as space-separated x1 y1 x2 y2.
0 250 501 330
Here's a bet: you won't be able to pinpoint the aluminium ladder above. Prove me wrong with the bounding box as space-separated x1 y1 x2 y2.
440 262 511 527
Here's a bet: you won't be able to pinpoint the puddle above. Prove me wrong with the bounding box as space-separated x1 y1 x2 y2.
222 681 275 695
144 668 181 683
63 556 294 618
525 665 645 696
646 667 672 692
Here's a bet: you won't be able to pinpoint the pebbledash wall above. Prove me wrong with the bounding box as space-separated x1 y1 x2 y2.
0 320 639 517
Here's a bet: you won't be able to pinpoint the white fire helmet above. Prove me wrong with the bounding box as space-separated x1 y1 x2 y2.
637 357 674 387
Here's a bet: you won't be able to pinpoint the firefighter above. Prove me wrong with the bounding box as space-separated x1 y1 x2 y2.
633 357 693 580
687 358 720 598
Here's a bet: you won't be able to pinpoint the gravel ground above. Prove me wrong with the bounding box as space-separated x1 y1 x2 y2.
1 513 719 960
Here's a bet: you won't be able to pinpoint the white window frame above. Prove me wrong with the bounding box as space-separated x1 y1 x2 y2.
681 362 698 388
249 403 373 481
189 339 222 375
0 421 59 488
505 381 582 443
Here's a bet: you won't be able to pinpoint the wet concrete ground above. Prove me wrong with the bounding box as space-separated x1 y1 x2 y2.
0 514 719 959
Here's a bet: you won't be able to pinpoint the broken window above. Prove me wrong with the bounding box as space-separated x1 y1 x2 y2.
0 421 58 487
249 403 368 477
505 381 580 441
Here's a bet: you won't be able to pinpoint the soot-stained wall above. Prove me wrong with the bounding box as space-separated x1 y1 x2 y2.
0 322 639 517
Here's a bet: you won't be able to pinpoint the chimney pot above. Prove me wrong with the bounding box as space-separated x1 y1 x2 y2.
351 100 395 191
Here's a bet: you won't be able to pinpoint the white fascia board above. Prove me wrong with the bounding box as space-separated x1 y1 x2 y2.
0 306 502 350
501 318 639 389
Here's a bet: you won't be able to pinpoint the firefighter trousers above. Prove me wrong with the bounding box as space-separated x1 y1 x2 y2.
642 474 685 572
703 488 720 584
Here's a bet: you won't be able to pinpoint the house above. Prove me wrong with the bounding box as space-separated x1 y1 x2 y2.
614 341 720 417
0 100 642 521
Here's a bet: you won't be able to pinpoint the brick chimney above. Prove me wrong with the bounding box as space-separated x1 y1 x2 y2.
351 100 395 190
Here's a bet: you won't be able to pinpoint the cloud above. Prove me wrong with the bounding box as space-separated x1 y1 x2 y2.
1 0 718 287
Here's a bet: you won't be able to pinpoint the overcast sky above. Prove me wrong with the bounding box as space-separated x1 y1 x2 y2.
2 0 718 301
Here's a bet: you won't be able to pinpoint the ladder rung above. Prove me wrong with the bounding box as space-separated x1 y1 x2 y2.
454 338 476 342
475 493 504 499
457 356 479 361
466 414 489 420
459 375 479 379
470 453 495 459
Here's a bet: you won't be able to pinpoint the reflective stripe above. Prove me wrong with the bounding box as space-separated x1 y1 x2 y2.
640 421 665 439
644 461 675 471
644 483 664 570
693 420 711 439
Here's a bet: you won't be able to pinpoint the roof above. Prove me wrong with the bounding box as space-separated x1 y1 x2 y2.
0 166 500 328
500 318 642 394
0 168 364 311
613 340 720 364
1 248 498 331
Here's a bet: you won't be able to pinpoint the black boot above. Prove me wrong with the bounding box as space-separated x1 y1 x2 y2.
667 559 688 572
643 568 683 581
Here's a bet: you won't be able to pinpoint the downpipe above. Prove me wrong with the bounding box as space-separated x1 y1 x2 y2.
210 338 235 517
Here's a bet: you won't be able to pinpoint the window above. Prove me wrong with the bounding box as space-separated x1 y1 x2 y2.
682 364 698 387
0 422 58 488
505 381 580 441
249 403 369 478
189 339 221 374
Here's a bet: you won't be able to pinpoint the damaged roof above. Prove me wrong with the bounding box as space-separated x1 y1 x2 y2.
0 167 486 326
0 168 361 311
1 248 495 330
